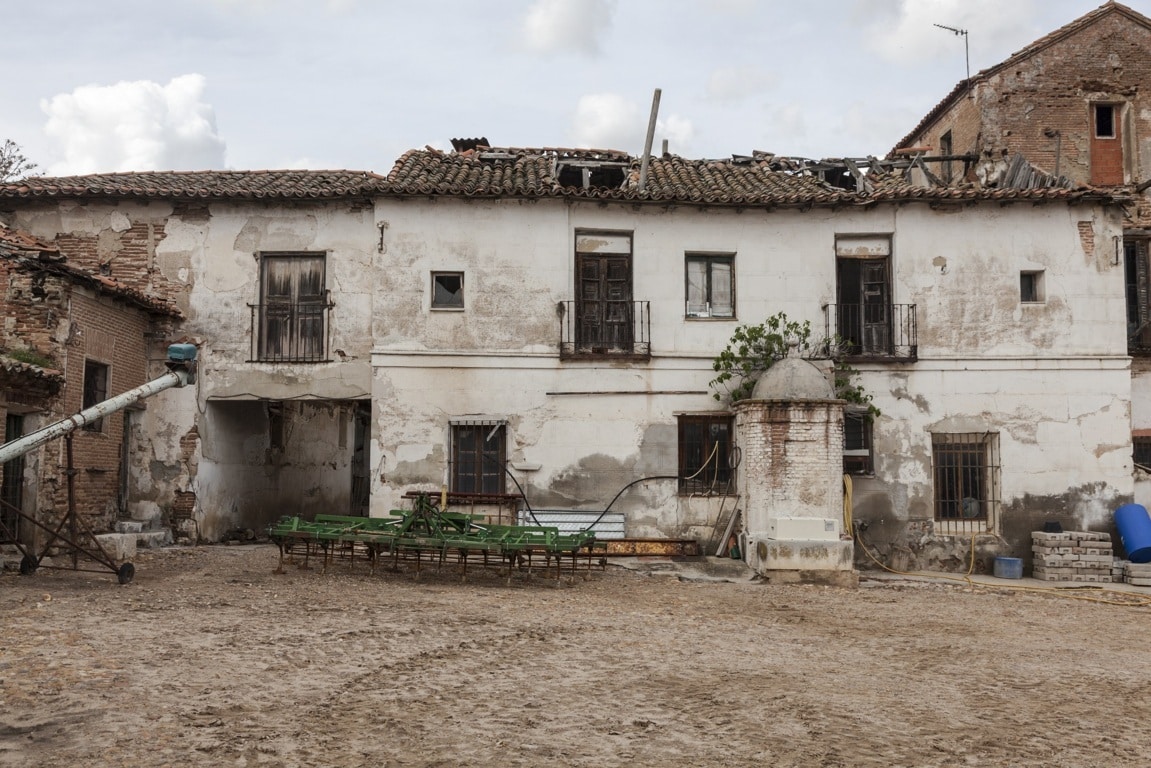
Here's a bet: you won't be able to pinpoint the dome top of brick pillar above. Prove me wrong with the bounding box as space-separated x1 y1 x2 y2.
751 357 835 401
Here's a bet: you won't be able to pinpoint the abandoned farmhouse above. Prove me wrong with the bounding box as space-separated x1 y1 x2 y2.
3 1 1151 575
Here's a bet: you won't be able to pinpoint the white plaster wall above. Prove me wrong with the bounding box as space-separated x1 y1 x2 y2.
369 195 1130 547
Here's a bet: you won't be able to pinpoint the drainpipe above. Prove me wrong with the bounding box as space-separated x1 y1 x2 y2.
638 88 662 194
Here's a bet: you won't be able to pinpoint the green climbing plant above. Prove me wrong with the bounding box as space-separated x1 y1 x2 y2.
708 311 879 416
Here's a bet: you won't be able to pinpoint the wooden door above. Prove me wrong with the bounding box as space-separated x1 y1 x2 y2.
577 254 632 351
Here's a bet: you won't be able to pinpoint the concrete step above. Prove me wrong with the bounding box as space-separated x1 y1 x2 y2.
94 533 137 561
114 520 144 534
137 529 173 549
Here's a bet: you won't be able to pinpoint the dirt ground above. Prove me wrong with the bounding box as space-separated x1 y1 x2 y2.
1 544 1150 768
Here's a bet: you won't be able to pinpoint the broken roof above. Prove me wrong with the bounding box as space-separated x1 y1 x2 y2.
0 148 1114 208
0 225 183 318
892 1 1151 153
386 146 1110 206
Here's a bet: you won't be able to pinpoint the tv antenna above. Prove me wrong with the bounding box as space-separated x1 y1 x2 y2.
934 23 970 79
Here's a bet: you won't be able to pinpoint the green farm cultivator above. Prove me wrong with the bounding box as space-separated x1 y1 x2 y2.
268 493 606 581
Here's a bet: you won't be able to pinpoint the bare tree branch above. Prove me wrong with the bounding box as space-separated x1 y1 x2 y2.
0 140 40 182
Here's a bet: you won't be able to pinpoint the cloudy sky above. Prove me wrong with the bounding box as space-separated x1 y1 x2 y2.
1 0 1140 176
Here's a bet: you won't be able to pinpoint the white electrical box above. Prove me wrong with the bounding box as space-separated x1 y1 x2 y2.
766 517 839 541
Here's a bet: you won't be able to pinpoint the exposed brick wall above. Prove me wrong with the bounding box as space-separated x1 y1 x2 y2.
48 291 151 530
903 11 1151 206
54 220 172 300
1 260 70 364
2 267 160 534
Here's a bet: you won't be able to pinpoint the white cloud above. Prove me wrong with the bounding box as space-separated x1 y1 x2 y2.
706 65 776 104
835 102 923 157
658 115 695 156
758 104 809 156
860 0 1039 66
571 93 641 149
42 74 226 175
571 92 694 155
521 0 616 55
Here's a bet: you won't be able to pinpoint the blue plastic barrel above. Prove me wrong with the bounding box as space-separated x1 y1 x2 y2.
1114 503 1151 564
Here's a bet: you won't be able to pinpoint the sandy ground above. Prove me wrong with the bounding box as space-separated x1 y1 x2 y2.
2 544 1150 768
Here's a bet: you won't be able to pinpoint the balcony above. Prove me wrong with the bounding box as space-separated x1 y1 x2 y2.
249 301 332 363
559 300 651 360
824 303 917 361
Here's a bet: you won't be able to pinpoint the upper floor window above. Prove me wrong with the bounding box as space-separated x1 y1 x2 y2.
1020 270 1045 304
685 253 734 319
256 253 330 363
939 130 953 183
1125 238 1151 354
82 359 109 432
1095 104 1116 138
1090 102 1124 185
560 230 650 359
431 272 465 310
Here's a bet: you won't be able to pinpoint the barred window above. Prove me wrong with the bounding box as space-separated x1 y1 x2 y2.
1134 435 1151 469
932 432 1000 535
450 422 506 494
678 415 734 494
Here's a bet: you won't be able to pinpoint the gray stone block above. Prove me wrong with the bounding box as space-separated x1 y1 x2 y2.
137 530 173 549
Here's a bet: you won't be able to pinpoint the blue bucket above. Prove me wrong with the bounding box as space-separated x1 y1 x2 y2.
1114 503 1151 564
993 556 1023 579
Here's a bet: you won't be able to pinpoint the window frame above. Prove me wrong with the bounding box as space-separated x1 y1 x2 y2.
1134 435 1151 469
684 252 735 319
450 421 507 494
677 414 735 494
1094 103 1116 139
1020 270 1045 304
257 251 330 363
431 271 465 311
82 359 110 432
932 432 1000 535
843 410 873 475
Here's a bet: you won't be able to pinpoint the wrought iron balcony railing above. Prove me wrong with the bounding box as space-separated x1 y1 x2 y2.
249 301 333 363
824 303 917 361
559 300 651 359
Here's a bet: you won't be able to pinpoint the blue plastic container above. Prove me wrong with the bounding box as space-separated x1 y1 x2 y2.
1114 503 1151 564
993 556 1023 579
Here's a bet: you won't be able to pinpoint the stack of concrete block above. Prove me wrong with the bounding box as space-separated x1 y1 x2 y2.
1031 531 1119 583
1126 561 1151 586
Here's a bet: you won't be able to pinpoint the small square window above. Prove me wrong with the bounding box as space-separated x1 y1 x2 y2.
1020 271 1044 303
432 272 464 310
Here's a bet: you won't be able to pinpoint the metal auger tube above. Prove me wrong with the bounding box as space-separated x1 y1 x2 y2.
0 344 196 466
